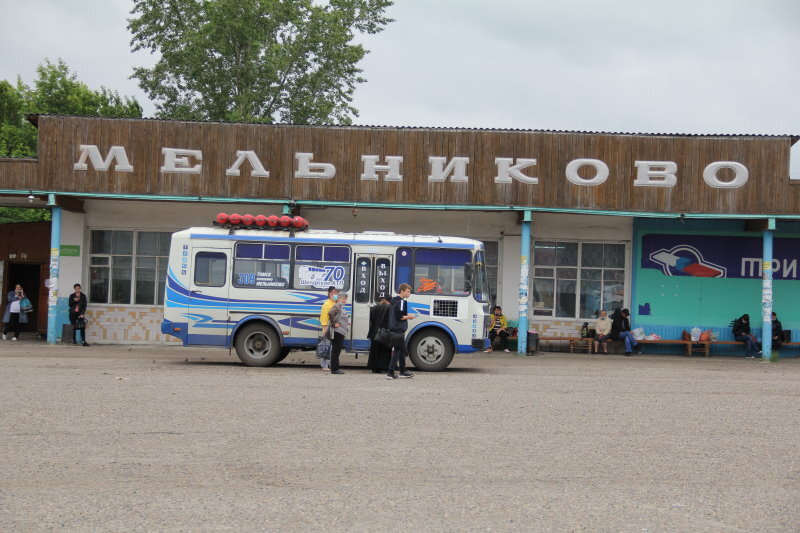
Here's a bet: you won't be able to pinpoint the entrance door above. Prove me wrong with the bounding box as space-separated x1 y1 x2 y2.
6 262 44 335
187 248 230 346
351 254 392 351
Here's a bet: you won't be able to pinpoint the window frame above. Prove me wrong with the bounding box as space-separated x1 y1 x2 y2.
531 240 628 320
88 229 173 306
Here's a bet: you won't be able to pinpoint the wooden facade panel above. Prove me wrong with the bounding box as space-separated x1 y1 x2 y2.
20 116 800 215
0 159 38 190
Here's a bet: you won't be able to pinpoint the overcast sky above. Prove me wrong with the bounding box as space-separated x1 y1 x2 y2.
1 0 798 138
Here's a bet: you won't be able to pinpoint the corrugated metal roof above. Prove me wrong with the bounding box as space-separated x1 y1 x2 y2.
24 113 799 142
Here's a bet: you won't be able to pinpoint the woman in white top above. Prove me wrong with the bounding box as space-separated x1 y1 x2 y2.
3 284 28 341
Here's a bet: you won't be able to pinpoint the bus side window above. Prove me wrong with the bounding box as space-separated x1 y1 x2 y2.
194 252 227 287
395 247 412 291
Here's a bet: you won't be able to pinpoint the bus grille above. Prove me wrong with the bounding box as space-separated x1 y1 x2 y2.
432 300 458 318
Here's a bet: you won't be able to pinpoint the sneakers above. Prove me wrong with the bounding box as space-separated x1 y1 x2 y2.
1 334 5 340
12 337 17 341
484 348 492 353
399 371 414 378
503 348 510 353
331 370 345 375
82 342 90 347
386 373 397 380
624 352 632 356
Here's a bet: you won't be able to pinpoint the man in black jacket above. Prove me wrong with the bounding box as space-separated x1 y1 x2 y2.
733 313 759 358
67 283 90 347
611 308 639 356
386 284 416 380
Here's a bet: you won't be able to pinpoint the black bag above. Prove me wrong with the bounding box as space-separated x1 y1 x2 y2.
782 330 792 343
374 328 404 348
316 337 331 359
74 317 87 329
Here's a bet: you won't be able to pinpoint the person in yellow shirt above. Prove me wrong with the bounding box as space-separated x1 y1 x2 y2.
485 305 509 352
319 286 340 338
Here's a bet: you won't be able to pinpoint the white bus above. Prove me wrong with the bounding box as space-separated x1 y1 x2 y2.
161 219 491 371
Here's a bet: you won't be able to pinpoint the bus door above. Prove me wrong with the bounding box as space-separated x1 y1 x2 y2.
351 254 393 350
187 247 230 346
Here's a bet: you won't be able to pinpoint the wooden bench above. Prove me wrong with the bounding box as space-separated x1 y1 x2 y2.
538 336 704 356
708 340 800 356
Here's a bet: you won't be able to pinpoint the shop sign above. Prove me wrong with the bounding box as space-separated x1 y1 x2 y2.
60 245 80 257
73 144 751 190
642 234 800 280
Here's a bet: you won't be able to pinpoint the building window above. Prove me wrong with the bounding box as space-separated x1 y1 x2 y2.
531 241 625 319
89 230 171 305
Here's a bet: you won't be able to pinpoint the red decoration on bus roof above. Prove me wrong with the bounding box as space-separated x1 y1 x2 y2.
212 213 308 232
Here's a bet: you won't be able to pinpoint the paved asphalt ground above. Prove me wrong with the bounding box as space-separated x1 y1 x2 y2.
1 340 798 532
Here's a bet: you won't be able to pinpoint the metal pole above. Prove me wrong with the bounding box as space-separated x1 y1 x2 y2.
518 210 532 355
47 195 62 344
761 218 775 361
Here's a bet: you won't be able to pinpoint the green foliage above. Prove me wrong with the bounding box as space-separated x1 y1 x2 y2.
0 208 51 224
129 0 393 124
0 58 143 158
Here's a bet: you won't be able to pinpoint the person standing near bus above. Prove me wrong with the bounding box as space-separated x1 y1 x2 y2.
320 286 339 371
367 298 392 373
327 292 349 375
387 283 416 380
320 286 339 336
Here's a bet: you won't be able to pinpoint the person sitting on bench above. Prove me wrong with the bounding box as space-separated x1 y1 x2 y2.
611 308 640 356
593 310 612 354
733 313 760 358
771 312 783 351
485 306 509 353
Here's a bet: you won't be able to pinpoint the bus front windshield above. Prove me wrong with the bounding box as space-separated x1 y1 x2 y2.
472 250 490 303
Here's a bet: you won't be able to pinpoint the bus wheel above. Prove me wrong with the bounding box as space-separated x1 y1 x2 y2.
408 329 454 371
235 323 281 367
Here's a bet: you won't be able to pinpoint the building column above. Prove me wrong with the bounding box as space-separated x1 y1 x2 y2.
518 210 532 355
761 218 775 361
47 194 62 344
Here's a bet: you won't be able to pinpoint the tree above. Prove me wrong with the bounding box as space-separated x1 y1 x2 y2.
129 0 393 124
0 59 142 158
0 59 142 222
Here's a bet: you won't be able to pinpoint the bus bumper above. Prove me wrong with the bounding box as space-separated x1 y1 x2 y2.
161 320 188 342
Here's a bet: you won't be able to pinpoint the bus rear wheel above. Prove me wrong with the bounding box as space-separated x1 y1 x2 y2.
408 329 454 371
235 323 281 367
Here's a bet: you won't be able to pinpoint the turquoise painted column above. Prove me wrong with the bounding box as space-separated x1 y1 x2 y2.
761 218 775 361
47 194 62 344
518 210 532 355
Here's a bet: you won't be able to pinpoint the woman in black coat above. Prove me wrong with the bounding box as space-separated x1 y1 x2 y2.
366 299 392 373
67 283 90 346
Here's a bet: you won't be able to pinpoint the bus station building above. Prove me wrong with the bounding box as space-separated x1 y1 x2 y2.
0 115 797 354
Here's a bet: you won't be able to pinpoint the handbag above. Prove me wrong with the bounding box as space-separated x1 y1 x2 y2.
316 337 331 359
75 317 88 329
19 297 33 314
374 328 404 348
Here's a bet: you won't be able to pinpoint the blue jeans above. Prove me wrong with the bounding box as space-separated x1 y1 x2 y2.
618 331 638 352
735 335 758 356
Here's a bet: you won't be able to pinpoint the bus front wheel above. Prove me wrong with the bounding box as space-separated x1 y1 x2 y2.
234 323 282 367
408 329 454 371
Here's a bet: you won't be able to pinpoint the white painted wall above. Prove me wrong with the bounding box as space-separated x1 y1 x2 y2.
58 210 86 297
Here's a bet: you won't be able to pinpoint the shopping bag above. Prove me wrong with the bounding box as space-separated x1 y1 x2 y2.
19 297 33 314
316 337 331 359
